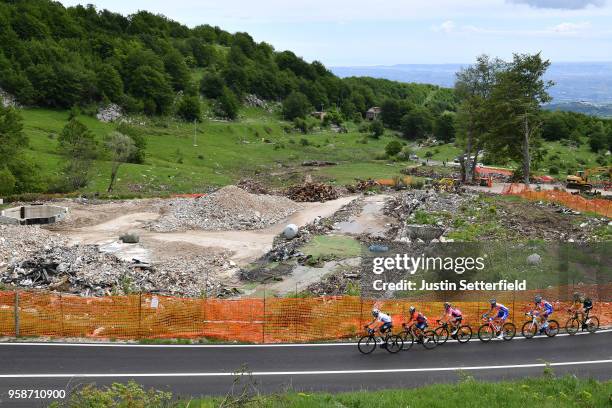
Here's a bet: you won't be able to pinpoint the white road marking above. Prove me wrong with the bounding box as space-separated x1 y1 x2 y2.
0 360 610 378
0 329 609 348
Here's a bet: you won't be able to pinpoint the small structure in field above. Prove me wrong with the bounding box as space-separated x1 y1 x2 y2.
365 107 381 120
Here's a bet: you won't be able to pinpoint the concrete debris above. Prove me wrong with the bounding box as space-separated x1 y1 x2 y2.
243 94 277 113
96 104 123 123
285 183 339 202
236 179 269 195
527 253 541 265
150 185 301 232
301 160 337 167
346 179 380 193
283 224 299 240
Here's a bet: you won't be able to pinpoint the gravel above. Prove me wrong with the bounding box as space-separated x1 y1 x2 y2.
150 185 301 232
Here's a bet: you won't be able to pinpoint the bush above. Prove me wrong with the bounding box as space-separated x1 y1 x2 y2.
0 167 16 195
215 87 240 120
370 120 384 138
176 96 201 122
282 91 312 120
385 140 402 156
548 166 559 175
300 138 310 146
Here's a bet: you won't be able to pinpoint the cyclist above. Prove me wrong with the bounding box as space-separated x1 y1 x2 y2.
533 295 554 333
438 302 463 337
367 308 393 335
406 306 428 340
484 298 509 339
569 292 585 322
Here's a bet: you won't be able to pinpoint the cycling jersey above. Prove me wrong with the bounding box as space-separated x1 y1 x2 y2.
411 312 428 330
490 304 509 319
536 300 553 316
377 312 392 323
447 307 462 318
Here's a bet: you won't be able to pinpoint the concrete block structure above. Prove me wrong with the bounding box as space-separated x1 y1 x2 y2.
0 204 68 225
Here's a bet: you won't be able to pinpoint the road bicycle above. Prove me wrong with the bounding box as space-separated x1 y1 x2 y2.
434 319 472 344
521 311 559 338
478 315 516 342
400 323 438 350
565 309 599 335
357 326 404 354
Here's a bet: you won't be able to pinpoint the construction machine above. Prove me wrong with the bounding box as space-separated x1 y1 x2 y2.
566 166 611 191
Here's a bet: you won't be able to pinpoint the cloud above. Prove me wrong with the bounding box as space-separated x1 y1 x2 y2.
432 20 595 38
432 20 457 33
550 21 591 32
507 0 605 9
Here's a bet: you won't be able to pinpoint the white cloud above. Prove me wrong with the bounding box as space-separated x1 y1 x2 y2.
507 0 605 9
433 20 457 33
550 21 591 32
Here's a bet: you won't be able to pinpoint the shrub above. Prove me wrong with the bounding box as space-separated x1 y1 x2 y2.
300 138 310 146
549 166 559 175
385 140 402 156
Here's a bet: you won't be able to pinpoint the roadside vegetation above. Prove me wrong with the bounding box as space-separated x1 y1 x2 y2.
49 374 611 407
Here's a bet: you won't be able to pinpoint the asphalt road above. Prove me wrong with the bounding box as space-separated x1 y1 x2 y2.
0 330 610 407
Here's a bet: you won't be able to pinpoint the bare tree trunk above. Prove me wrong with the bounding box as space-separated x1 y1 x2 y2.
470 146 481 181
462 126 474 183
522 116 530 186
107 163 119 193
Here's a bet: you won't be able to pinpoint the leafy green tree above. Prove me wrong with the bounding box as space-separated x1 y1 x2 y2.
489 53 553 185
57 119 98 190
199 71 225 99
177 96 202 122
400 107 433 139
127 65 174 115
434 112 456 143
105 132 135 193
282 91 311 120
0 167 16 195
380 99 411 130
370 120 384 138
163 49 191 91
541 112 571 141
96 64 123 101
216 86 240 120
115 123 147 164
385 140 403 156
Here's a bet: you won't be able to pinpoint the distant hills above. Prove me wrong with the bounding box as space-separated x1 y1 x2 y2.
332 62 612 117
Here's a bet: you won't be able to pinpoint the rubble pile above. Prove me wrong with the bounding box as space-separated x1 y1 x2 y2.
236 179 269 195
150 185 301 232
0 226 68 272
347 179 380 193
285 182 339 202
96 104 123 123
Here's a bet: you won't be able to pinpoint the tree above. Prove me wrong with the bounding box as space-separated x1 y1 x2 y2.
199 71 225 98
380 99 411 130
282 91 312 120
105 132 135 193
434 112 456 142
115 123 147 164
57 119 98 190
216 86 240 120
455 55 504 183
385 140 402 156
541 112 570 141
163 49 191 91
489 53 553 185
370 120 384 138
0 167 16 195
400 107 433 139
176 96 202 122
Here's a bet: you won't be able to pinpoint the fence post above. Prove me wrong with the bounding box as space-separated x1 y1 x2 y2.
262 288 266 344
14 291 19 338
59 293 64 337
138 293 142 339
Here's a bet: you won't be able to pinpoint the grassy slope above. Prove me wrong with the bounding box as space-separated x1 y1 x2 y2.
21 107 409 194
183 376 611 407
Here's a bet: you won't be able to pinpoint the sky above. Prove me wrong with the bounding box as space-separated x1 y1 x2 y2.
57 0 612 66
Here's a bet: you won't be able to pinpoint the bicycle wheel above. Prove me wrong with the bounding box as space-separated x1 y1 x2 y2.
522 321 537 339
421 330 438 349
434 326 450 345
478 324 494 342
585 316 599 333
386 335 403 354
565 318 580 335
357 335 377 354
456 325 472 343
400 330 415 351
545 320 559 337
502 323 516 341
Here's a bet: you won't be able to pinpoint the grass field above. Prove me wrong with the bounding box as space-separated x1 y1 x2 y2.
19 107 412 195
17 106 607 197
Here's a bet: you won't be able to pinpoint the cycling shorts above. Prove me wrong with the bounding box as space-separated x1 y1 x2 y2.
415 321 427 330
380 322 392 333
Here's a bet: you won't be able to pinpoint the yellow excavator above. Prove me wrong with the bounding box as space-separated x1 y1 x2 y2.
566 166 611 191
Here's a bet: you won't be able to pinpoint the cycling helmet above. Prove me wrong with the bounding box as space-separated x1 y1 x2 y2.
372 308 380 317
535 295 542 303
409 306 416 314
444 302 451 310
573 292 581 300
489 298 496 305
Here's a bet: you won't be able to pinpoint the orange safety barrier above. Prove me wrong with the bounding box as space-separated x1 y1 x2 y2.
0 286 610 343
503 183 612 218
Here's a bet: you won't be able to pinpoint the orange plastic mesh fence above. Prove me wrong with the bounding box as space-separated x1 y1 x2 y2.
0 286 610 343
502 184 612 218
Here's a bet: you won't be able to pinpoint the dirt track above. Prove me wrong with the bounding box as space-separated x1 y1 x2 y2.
56 196 357 266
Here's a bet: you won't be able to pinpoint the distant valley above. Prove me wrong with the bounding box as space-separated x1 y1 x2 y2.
332 62 612 117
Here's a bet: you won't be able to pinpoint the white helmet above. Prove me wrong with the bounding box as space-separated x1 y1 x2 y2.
372 308 380 317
